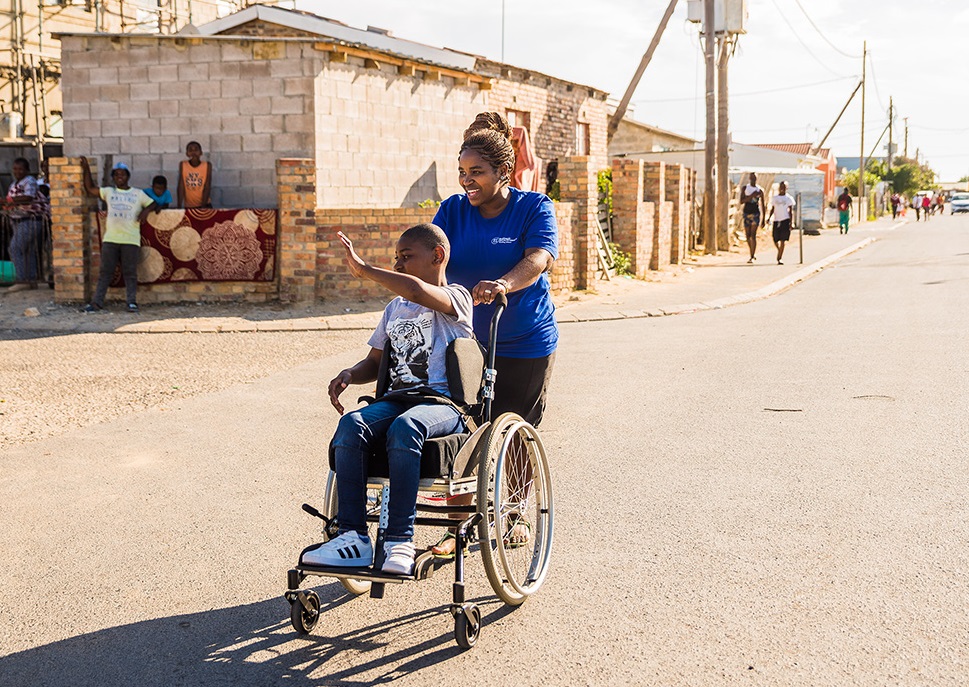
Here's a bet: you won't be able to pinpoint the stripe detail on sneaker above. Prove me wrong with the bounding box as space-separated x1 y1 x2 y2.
337 544 361 560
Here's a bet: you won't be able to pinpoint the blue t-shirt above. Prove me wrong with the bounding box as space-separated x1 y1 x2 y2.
144 188 173 206
433 187 559 358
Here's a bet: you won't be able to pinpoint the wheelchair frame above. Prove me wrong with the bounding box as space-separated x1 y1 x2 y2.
285 293 554 649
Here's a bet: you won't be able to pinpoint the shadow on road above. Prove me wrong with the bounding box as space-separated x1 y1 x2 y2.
0 584 514 686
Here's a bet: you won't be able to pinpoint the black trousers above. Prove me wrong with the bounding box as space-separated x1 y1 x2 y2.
92 242 140 307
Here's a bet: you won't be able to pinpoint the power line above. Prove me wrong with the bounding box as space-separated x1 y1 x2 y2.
769 0 847 78
632 75 856 104
866 52 887 113
791 0 862 58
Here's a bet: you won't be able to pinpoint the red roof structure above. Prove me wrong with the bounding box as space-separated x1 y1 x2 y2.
751 143 837 196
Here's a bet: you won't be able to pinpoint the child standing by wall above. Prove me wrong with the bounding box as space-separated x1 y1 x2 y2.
144 175 173 211
80 158 156 313
177 141 213 209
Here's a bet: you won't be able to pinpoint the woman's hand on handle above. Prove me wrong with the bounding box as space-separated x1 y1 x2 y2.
472 279 508 305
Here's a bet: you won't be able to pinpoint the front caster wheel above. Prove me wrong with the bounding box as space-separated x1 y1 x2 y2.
290 590 321 634
454 603 481 650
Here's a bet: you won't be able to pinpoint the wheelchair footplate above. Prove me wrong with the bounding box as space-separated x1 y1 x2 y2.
292 546 450 585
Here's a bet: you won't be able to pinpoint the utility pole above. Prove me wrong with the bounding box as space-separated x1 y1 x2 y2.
606 0 679 141
887 96 894 169
858 41 866 219
904 117 909 158
716 34 732 254
703 0 717 254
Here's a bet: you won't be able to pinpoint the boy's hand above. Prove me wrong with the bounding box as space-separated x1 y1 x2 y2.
328 370 353 415
337 231 367 278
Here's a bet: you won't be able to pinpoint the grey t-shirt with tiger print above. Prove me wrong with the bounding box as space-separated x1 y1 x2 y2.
368 283 474 396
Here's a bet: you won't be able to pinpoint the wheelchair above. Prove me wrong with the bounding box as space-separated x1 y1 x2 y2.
285 293 554 649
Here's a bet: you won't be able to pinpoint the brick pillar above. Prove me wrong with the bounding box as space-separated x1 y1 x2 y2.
49 157 97 303
557 156 598 290
611 158 653 278
666 164 689 264
644 161 672 271
276 158 317 303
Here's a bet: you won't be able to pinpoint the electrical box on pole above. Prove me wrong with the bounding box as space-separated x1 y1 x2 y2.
687 0 747 34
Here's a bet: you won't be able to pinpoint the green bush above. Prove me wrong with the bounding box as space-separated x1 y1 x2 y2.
609 242 632 276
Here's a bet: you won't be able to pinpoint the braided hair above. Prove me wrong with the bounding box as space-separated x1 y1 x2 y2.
463 111 512 141
460 129 516 185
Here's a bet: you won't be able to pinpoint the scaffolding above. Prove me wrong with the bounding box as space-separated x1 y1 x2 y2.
1 0 247 162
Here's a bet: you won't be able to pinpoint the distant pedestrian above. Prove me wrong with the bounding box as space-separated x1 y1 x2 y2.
936 193 945 215
4 157 48 292
921 194 931 221
837 187 852 234
913 195 922 221
740 172 766 263
80 158 157 313
890 192 900 220
177 141 213 209
766 181 796 265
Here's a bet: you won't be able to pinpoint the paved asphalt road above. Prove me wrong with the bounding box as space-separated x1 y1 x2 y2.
1 215 967 685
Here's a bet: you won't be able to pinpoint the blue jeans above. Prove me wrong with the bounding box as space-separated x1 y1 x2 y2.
332 399 464 542
10 216 43 283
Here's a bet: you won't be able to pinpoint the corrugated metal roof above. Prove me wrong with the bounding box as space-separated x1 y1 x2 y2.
752 142 832 158
197 5 477 73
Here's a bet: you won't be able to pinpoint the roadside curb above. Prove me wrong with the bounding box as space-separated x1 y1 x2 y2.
556 236 877 324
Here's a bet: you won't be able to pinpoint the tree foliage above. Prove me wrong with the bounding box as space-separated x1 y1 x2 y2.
882 157 936 197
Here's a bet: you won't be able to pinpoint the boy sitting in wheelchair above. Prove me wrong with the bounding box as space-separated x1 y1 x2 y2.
302 224 474 576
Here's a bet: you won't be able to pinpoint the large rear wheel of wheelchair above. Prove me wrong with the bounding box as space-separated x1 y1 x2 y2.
322 470 380 596
476 412 554 606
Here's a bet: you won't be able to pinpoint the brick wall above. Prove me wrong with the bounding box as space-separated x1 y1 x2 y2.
665 164 689 264
643 161 672 271
557 156 599 290
277 159 317 303
485 64 609 189
48 157 97 303
611 158 653 278
549 202 576 292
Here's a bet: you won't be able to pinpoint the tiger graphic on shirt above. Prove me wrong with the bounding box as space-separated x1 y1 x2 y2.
387 313 433 390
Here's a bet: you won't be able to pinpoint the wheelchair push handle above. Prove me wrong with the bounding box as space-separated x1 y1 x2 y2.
482 292 507 423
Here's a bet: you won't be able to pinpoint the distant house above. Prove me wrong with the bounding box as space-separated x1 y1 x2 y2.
751 143 837 197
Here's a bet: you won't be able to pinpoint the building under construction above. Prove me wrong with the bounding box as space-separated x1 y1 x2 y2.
0 0 247 183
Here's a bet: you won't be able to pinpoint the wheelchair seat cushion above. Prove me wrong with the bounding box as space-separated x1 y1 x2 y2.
328 432 470 480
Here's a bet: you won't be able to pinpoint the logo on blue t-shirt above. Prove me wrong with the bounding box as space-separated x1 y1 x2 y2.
491 237 517 245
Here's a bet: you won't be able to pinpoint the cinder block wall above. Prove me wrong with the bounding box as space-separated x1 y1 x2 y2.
60 34 321 209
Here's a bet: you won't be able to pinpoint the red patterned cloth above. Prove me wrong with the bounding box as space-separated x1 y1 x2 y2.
97 208 277 284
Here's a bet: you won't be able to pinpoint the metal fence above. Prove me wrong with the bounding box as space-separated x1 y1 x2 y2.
0 211 54 287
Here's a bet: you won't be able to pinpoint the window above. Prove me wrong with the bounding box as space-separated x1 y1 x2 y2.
575 122 590 156
506 109 530 131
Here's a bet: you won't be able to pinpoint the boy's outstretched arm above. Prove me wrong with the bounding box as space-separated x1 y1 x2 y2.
337 231 456 315
328 346 382 415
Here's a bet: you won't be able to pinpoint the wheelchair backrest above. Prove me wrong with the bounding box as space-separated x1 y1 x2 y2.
373 337 486 411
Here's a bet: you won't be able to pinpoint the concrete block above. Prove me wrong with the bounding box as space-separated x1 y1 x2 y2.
158 118 191 136
177 62 210 82
88 67 119 85
239 61 272 79
221 43 253 62
91 137 121 154
221 79 253 99
119 101 149 119
148 100 179 118
210 134 243 153
130 118 162 137
271 97 306 115
147 65 180 82
117 66 149 83
239 97 272 116
149 136 181 154
270 60 305 78
283 113 314 134
221 186 254 206
273 133 313 154
99 84 130 102
159 82 190 100
89 101 120 120
208 61 240 80
252 186 277 208
119 137 150 154
178 99 211 117
130 82 160 101
283 77 314 97
252 115 285 134
242 134 273 152
220 116 254 135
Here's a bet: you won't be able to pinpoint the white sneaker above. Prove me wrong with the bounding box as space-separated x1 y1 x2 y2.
381 540 416 575
302 531 373 567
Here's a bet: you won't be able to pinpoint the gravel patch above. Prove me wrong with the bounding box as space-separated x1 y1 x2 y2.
0 330 363 448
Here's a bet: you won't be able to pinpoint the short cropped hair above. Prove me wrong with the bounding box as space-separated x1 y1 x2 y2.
152 175 168 187
13 157 29 169
400 223 450 257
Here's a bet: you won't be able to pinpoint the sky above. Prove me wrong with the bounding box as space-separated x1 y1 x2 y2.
297 0 969 181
